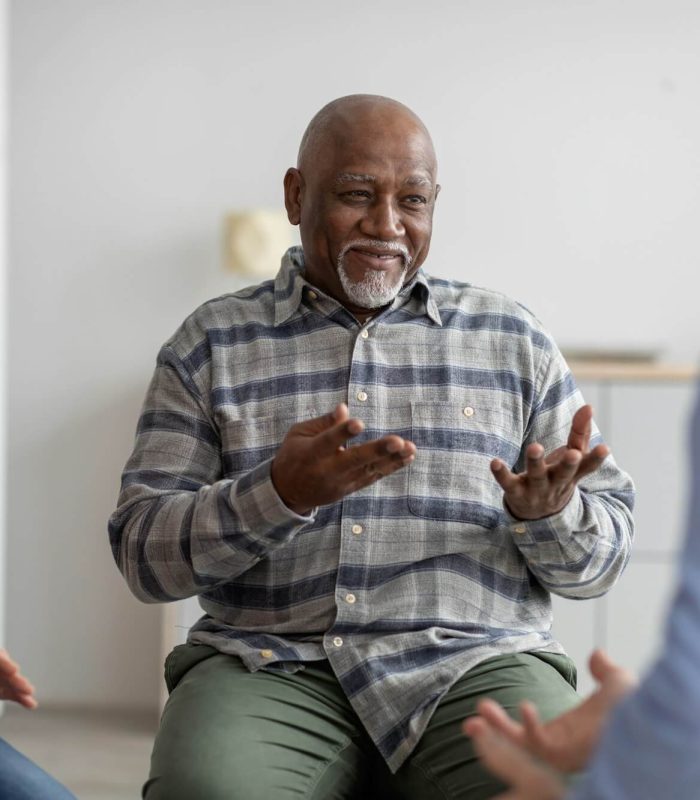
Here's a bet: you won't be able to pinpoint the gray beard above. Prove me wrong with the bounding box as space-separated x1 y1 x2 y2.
336 240 411 309
337 262 408 309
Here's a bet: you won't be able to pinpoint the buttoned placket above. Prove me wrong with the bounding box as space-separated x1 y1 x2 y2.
326 322 378 659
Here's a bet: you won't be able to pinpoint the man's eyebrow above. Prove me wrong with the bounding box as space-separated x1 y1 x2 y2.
404 175 433 187
333 173 376 185
333 173 434 188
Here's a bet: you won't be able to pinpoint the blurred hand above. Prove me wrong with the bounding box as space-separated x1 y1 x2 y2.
491 405 610 520
0 648 38 709
467 719 566 800
464 649 636 774
271 403 416 515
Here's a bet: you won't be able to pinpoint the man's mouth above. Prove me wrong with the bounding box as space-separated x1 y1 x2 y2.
337 239 412 274
347 248 404 268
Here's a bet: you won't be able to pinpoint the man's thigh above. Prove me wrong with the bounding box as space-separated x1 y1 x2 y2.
143 645 375 800
390 652 579 800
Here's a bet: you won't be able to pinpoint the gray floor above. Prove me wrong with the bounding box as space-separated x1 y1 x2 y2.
1 705 158 800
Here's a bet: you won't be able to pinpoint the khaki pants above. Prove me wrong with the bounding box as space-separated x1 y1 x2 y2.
144 644 578 800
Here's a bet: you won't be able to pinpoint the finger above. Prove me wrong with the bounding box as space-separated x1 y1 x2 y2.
573 446 609 481
0 687 33 705
16 692 38 710
462 715 489 738
491 460 521 492
314 412 365 453
588 649 636 691
472 726 540 786
303 403 348 432
0 650 19 676
349 448 416 485
567 405 593 453
346 436 416 468
6 673 34 694
549 449 582 484
519 702 548 750
475 699 525 742
588 649 618 683
473 728 566 798
524 444 547 481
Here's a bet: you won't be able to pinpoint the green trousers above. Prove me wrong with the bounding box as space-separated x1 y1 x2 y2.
143 644 578 800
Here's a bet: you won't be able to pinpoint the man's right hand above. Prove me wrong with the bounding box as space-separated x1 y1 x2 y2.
271 403 416 515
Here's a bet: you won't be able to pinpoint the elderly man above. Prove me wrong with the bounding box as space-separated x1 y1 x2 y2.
109 95 634 800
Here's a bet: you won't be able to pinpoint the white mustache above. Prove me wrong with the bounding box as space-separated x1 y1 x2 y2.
337 239 411 268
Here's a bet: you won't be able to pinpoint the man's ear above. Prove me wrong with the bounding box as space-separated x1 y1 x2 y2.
435 183 441 201
284 168 304 225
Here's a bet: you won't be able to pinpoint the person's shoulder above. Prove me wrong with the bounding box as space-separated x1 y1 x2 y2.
424 273 551 340
162 279 277 359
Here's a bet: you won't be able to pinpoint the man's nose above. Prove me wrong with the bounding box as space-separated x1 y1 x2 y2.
360 198 405 239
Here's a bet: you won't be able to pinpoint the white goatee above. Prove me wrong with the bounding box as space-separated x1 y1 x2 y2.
336 239 412 309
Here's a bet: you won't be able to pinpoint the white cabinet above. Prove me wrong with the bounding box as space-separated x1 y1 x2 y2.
552 365 697 694
607 383 694 553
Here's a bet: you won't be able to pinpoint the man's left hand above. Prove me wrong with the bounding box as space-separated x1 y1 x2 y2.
491 405 609 521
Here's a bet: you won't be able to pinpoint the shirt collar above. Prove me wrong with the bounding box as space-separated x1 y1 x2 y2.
273 246 442 327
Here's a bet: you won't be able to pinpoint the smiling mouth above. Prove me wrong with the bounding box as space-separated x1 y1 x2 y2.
349 248 404 267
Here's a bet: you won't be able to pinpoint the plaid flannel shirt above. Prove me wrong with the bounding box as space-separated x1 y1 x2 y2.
109 246 634 771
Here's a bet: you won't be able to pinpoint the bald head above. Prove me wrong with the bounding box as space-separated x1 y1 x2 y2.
284 94 440 319
297 94 436 173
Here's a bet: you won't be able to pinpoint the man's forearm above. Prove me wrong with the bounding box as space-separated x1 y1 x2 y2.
109 457 315 603
508 481 634 599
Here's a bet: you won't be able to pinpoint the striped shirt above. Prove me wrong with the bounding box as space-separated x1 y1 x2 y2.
109 246 634 772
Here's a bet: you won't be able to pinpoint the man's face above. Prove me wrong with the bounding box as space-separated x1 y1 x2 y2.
284 111 439 316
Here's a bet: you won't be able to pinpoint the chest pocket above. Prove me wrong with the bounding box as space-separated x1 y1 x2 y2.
407 401 521 523
219 409 317 478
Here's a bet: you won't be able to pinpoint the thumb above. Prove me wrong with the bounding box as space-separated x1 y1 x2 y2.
567 405 593 452
589 649 618 683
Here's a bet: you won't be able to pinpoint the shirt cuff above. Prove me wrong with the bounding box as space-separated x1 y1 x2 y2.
230 458 317 549
502 489 584 545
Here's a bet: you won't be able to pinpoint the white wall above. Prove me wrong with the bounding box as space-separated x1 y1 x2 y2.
8 0 700 710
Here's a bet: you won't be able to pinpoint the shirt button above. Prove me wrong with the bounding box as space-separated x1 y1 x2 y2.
260 649 273 658
307 290 318 301
351 524 363 535
357 391 368 402
463 406 475 417
332 636 344 648
513 524 527 534
345 593 357 604
360 329 369 339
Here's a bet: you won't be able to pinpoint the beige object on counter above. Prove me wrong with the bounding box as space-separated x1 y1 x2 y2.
568 360 698 381
223 209 294 278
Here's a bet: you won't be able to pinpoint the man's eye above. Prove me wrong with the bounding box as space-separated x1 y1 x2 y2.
341 190 371 200
405 195 428 205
